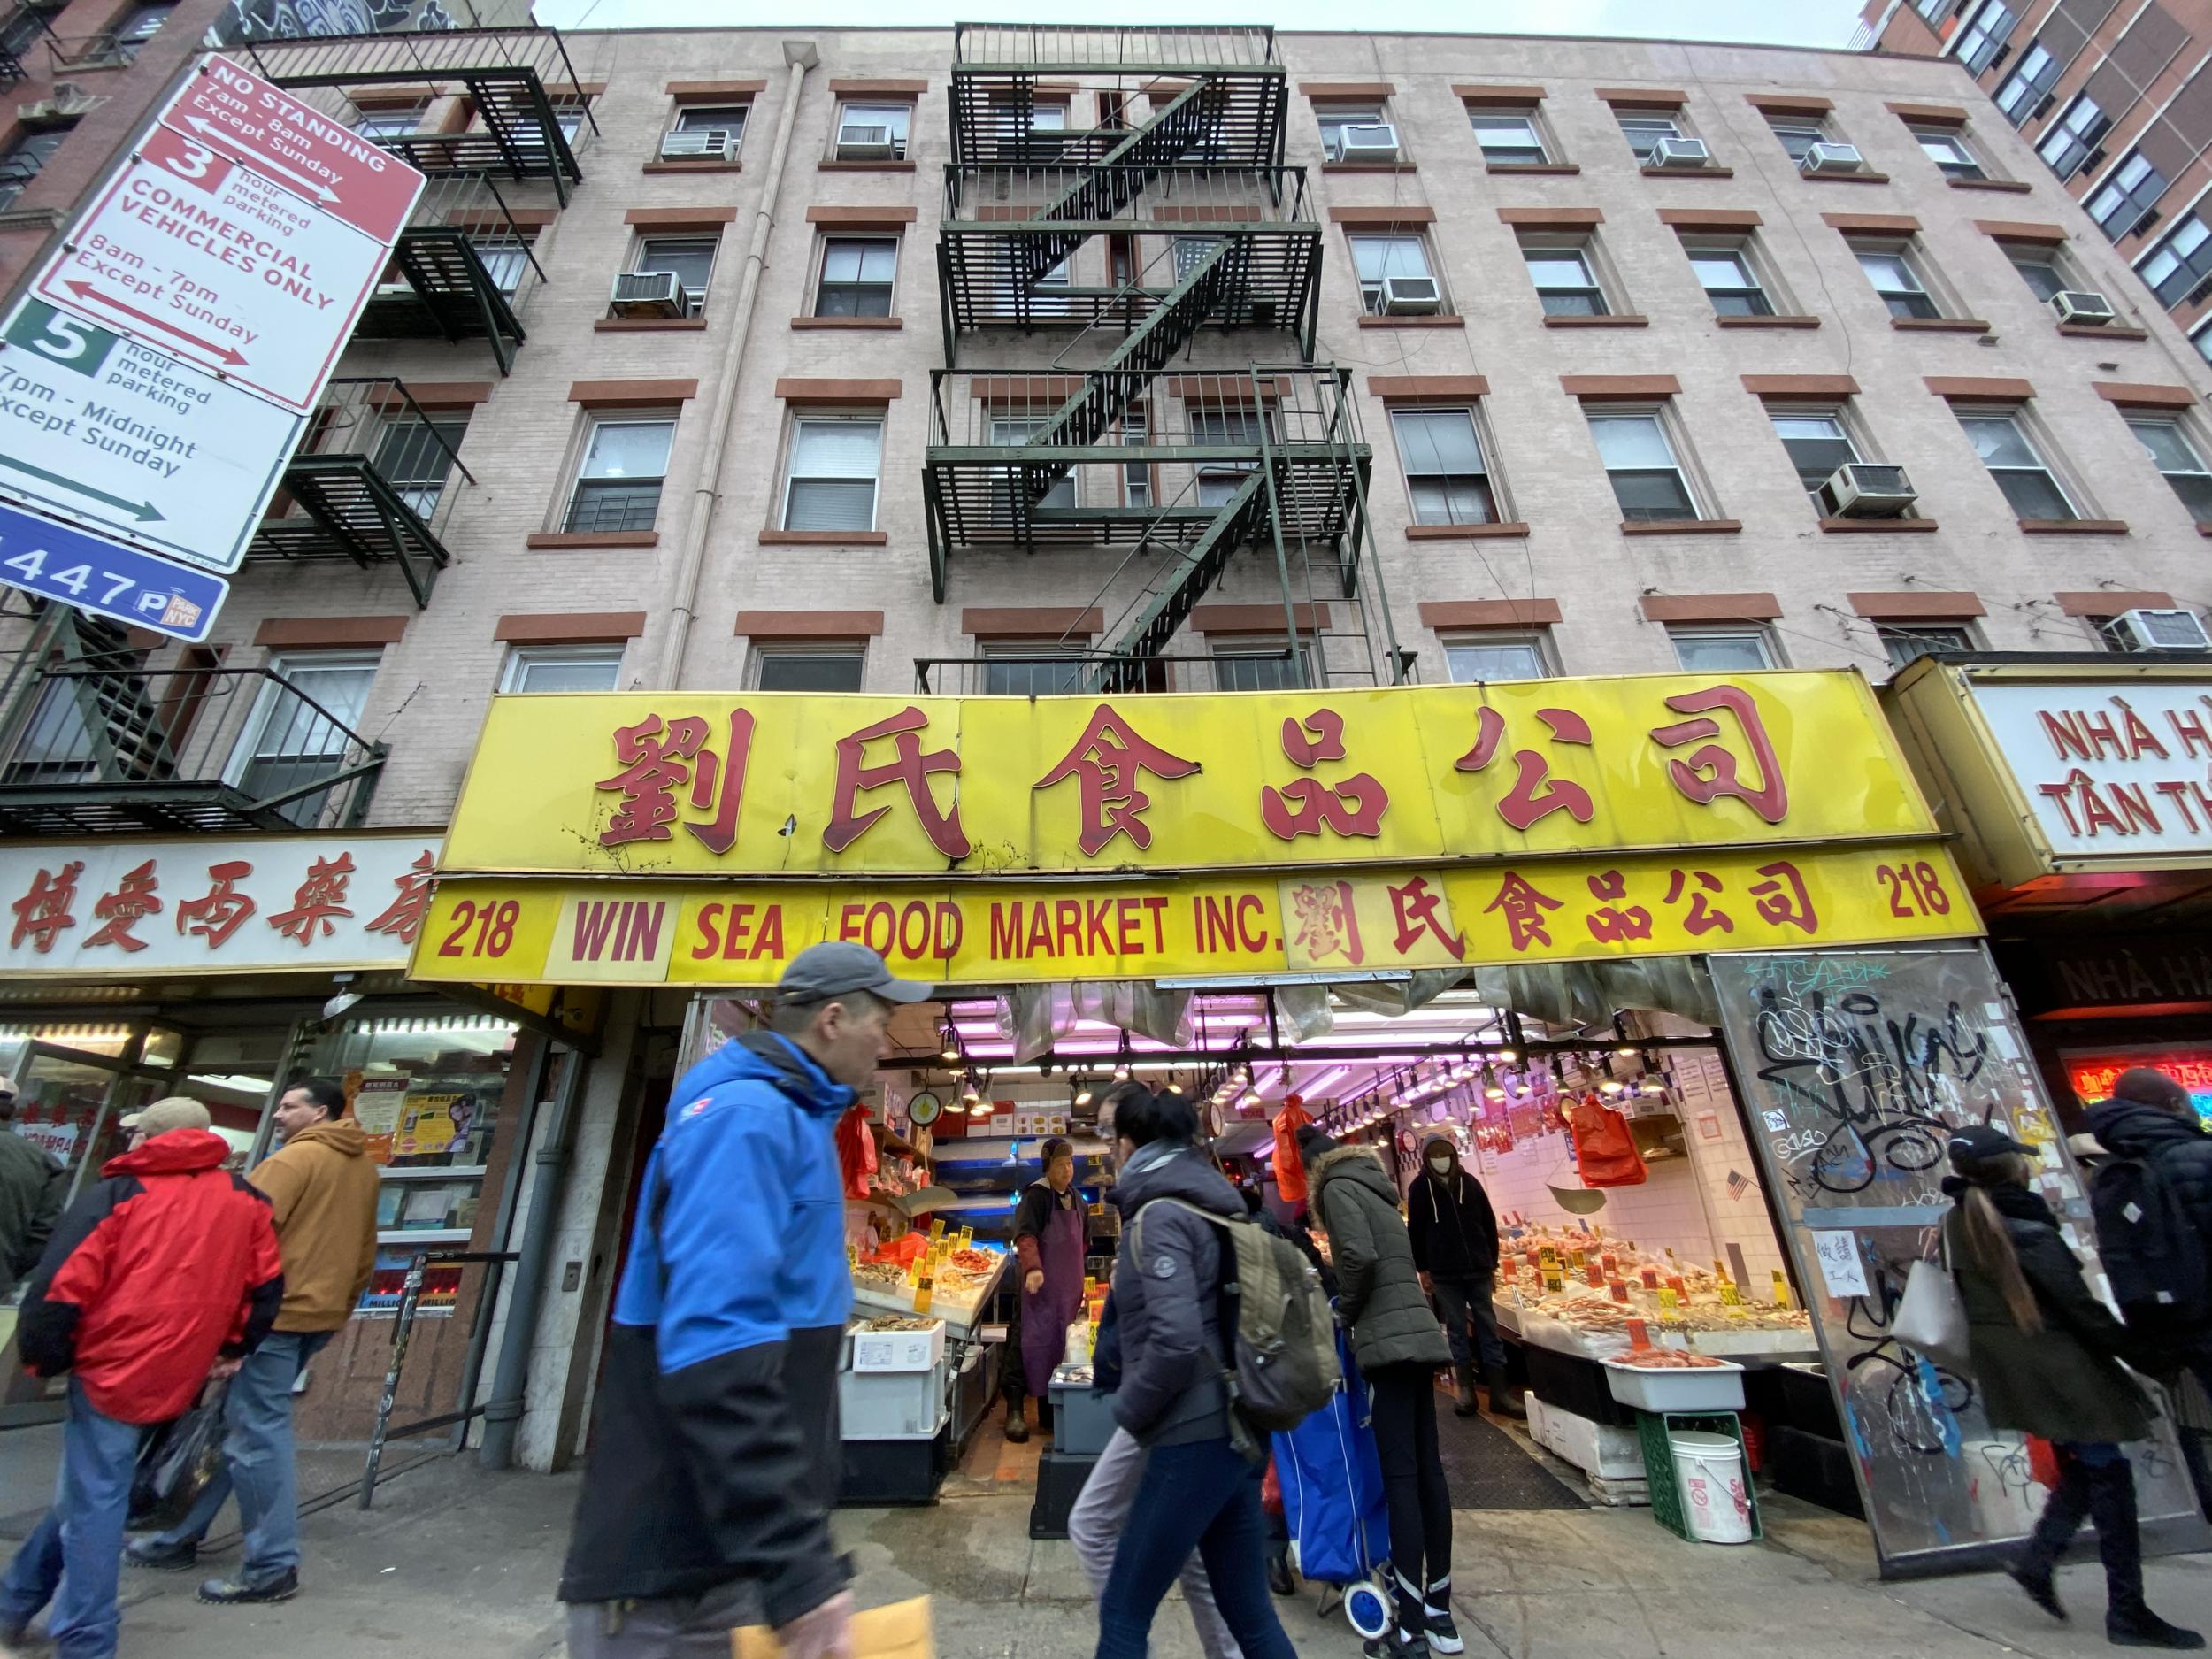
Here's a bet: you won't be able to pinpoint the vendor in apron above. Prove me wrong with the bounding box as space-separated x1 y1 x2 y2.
1003 1136 1087 1446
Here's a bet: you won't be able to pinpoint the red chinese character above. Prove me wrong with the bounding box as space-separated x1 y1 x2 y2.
1663 867 1734 936
825 705 972 859
1583 870 1654 943
85 859 161 953
1483 871 1563 951
1747 860 1819 934
269 853 357 946
1455 706 1596 831
176 860 256 949
1287 879 1363 965
597 710 752 855
1261 710 1388 841
1034 705 1202 856
10 861 83 954
1389 875 1465 960
366 850 437 944
1649 685 1788 825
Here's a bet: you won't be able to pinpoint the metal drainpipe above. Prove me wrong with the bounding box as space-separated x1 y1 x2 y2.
649 41 818 689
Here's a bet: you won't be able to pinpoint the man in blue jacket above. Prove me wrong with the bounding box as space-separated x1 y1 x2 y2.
559 941 930 1659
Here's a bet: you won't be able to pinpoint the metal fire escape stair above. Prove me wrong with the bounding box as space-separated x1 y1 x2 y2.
250 458 449 609
1010 80 1217 286
1089 470 1269 691
41 610 174 784
384 232 526 372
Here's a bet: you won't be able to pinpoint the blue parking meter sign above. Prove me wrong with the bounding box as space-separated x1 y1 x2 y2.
0 498 226 642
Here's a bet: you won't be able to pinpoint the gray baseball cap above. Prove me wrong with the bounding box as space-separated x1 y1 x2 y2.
779 941 933 1004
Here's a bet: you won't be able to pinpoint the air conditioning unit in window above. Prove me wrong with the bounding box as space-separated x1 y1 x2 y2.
660 129 737 161
1816 462 1917 519
610 270 683 318
2110 607 2212 652
1652 135 1710 169
2050 288 2116 326
837 122 894 159
1339 123 1401 162
1381 275 1442 314
1801 141 1864 174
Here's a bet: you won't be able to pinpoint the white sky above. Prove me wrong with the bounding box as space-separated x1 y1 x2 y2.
534 0 1867 49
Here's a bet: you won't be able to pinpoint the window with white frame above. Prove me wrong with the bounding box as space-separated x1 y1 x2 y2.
2037 94 2108 180
1348 233 1440 313
472 236 531 296
1211 640 1311 693
2005 245 2065 302
1667 627 1777 672
752 643 866 692
1121 412 1152 510
667 103 747 158
983 641 1087 697
815 236 897 317
1957 2 2016 73
1588 411 1699 522
1878 624 1977 667
501 646 625 693
835 102 911 160
990 415 1076 512
1617 113 1684 163
2197 320 2212 367
1767 118 1828 163
565 416 675 534
1316 105 1395 163
232 651 380 827
1916 0 1957 19
2142 214 2212 308
1444 634 1551 682
630 235 717 314
373 411 469 518
1470 111 1548 165
782 416 884 531
2129 418 2212 519
1958 410 2077 519
1688 246 1771 317
1390 407 1496 526
1521 243 1608 317
1189 409 1267 506
1855 244 1941 319
1914 127 1985 181
354 100 429 140
1769 411 1861 499
1995 43 2057 124
2090 152 2167 241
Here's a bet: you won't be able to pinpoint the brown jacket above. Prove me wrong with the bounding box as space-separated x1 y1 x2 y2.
250 1118 380 1333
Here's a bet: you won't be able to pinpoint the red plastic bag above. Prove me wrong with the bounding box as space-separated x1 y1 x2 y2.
835 1104 878 1200
1272 1096 1313 1205
1261 1453 1283 1518
1567 1094 1647 1188
2027 1435 2062 1490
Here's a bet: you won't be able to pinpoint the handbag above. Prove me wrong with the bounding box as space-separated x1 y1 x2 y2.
128 1382 227 1532
1893 1224 1970 1372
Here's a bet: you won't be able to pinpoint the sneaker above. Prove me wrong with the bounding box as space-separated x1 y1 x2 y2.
197 1570 299 1606
2008 1562 2066 1621
1425 1606 1466 1655
126 1537 199 1571
2109 1609 2207 1650
1363 1629 1430 1659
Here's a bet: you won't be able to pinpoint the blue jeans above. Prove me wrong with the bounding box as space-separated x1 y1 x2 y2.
1095 1437 1297 1659
0 1378 142 1658
147 1330 331 1583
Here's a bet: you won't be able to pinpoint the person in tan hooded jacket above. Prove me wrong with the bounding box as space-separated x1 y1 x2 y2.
128 1077 379 1607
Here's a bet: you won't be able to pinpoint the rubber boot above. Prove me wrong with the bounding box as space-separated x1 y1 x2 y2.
1485 1365 1527 1420
1452 1363 1479 1418
2086 1455 2205 1649
1003 1398 1030 1445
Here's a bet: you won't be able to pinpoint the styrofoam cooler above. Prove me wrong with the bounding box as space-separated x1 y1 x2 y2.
851 1320 947 1373
1671 1430 1754 1544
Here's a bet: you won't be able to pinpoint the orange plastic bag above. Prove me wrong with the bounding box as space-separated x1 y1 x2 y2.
735 1596 933 1659
2026 1435 2062 1490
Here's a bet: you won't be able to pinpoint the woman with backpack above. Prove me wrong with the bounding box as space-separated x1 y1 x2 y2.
1944 1125 2202 1651
1094 1085 1297 1659
1302 1127 1460 1659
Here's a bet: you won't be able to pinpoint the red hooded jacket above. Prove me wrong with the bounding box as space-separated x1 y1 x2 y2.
18 1128 283 1424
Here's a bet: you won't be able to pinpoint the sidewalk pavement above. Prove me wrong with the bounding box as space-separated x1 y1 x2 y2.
4 1421 2212 1658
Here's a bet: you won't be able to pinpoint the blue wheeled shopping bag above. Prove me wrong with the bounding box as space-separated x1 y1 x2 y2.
1272 1328 1390 1634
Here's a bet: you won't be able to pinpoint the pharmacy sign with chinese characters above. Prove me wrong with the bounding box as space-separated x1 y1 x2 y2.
0 833 441 979
419 674 1982 987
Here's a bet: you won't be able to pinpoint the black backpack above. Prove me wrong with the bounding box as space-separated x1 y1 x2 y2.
2090 1152 2211 1326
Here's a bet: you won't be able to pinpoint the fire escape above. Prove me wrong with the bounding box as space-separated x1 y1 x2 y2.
923 24 1405 692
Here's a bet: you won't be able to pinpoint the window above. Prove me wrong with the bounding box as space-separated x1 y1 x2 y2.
990 416 1075 511
836 102 911 161
1915 128 1985 181
1917 0 1956 18
1120 413 1152 510
815 236 897 318
2197 319 2212 367
1390 408 1496 526
1878 625 1976 667
1471 112 1548 165
1589 412 1697 522
631 235 717 315
1348 233 1438 313
1958 2 2016 73
2129 419 2212 518
2090 153 2166 241
753 645 865 692
373 412 468 518
1212 641 1310 693
354 102 430 141
501 647 624 693
1444 634 1550 681
1856 246 1939 319
472 237 531 297
984 641 1087 697
1617 115 1683 163
781 417 883 531
111 1 173 59
1522 246 1607 317
1689 248 1771 317
671 103 747 157
2141 214 2212 307
1769 411 1860 498
233 652 379 828
1768 119 1827 164
0 131 65 211
2007 248 2065 302
2037 96 2108 180
1995 44 2056 124
1189 409 1266 506
1668 628 1775 672
1317 105 1392 162
1959 411 2076 519
565 418 674 534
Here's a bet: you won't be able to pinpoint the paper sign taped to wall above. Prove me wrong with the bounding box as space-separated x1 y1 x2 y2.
1809 1231 1870 1299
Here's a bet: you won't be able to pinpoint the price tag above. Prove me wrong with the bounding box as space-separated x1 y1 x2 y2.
1718 1281 1743 1306
1657 1286 1681 1318
1770 1271 1793 1311
929 1218 947 1240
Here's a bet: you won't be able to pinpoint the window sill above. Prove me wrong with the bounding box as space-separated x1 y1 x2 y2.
1717 313 1821 328
1324 160 1417 173
1892 317 1993 334
1357 313 1465 328
643 158 742 173
791 315 904 329
1818 516 1939 532
760 529 890 544
2019 518 2129 534
1620 518 1742 535
1947 176 2032 193
2058 322 2147 339
527 531 661 549
1543 312 1647 328
1406 522 1531 539
1800 170 1891 184
819 158 916 172
1486 161 1580 174
595 316 709 331
1640 164 1733 179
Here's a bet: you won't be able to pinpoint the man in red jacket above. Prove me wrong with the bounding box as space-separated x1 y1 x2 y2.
0 1097 282 1659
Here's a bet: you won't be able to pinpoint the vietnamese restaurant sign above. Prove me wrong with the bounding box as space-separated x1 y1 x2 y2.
1968 678 2212 861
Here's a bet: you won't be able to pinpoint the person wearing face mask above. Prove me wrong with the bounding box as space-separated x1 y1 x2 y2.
1003 1137 1089 1446
1407 1136 1518 1420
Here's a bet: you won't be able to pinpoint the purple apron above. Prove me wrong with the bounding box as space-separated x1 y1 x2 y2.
1020 1186 1087 1391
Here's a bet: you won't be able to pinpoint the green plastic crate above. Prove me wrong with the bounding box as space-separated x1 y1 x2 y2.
1635 1409 1763 1543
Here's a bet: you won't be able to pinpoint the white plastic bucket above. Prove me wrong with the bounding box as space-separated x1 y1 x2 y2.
1671 1430 1754 1544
